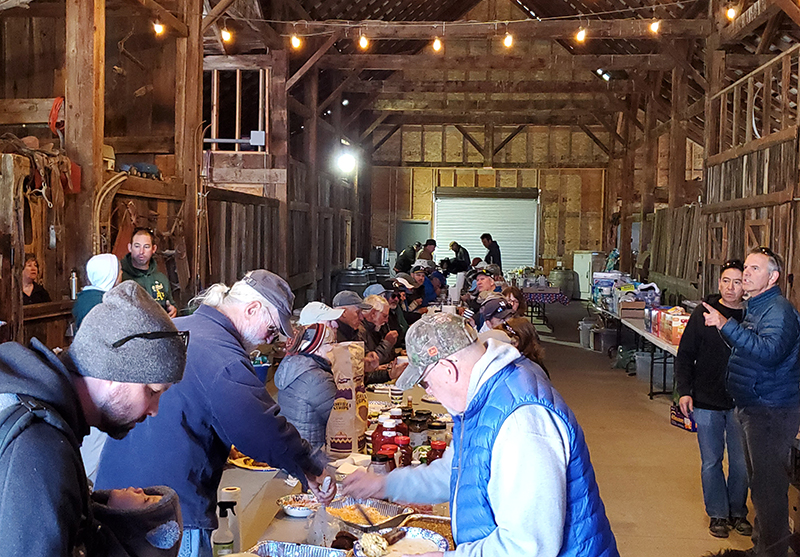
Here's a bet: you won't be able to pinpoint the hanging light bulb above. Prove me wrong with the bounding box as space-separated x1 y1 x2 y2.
649 20 660 33
290 34 302 49
576 27 586 42
726 5 737 19
503 33 513 48
432 37 442 52
153 20 165 36
221 27 232 43
359 35 369 49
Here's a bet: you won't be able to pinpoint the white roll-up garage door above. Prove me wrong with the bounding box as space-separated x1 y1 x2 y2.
432 196 539 273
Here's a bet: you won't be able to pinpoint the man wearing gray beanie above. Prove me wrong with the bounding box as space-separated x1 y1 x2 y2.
0 281 188 556
96 270 336 557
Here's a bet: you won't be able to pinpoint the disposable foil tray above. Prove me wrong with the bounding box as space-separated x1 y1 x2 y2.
327 496 414 531
247 540 347 557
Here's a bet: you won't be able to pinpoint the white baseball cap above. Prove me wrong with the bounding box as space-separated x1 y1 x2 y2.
299 301 344 326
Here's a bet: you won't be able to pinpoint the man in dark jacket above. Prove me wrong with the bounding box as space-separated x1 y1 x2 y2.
361 294 399 365
703 247 800 557
442 241 470 275
481 233 502 271
122 227 177 317
96 271 335 557
0 282 187 556
394 242 421 274
676 259 750 538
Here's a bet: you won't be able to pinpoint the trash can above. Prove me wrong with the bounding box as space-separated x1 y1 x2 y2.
578 318 597 350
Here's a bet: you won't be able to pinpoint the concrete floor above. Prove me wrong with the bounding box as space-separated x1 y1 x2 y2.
540 301 752 556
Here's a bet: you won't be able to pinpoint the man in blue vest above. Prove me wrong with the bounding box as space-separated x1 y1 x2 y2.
344 312 618 556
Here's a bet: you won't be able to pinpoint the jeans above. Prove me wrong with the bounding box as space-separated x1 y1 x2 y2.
179 528 212 557
693 407 749 519
736 405 800 557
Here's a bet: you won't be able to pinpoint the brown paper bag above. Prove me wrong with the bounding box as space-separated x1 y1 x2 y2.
326 341 368 456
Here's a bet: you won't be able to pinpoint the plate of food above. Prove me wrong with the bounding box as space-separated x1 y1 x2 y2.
277 493 320 518
326 497 413 531
420 394 440 404
353 527 450 557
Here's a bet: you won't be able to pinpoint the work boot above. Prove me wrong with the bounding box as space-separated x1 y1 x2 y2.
709 517 729 538
729 516 753 536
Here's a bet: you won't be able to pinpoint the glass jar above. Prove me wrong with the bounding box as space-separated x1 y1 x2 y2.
428 440 446 464
408 416 429 448
415 409 432 426
388 409 409 437
396 436 412 467
428 421 447 445
376 449 396 471
370 453 392 475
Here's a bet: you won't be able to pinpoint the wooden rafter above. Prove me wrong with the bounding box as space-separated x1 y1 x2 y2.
359 113 390 142
774 0 800 28
714 0 781 47
201 0 237 32
283 0 313 20
345 79 639 95
318 70 362 115
756 12 784 54
369 124 401 154
287 31 341 91
661 41 708 91
579 124 612 158
342 93 378 129
593 114 625 145
282 19 711 39
454 125 485 156
129 0 188 37
371 98 624 113
493 125 526 156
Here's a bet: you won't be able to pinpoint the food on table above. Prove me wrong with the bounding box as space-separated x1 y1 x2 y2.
359 533 388 557
401 517 454 548
328 504 389 525
382 537 439 556
331 530 359 550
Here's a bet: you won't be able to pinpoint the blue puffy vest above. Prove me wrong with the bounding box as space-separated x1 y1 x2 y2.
449 358 618 556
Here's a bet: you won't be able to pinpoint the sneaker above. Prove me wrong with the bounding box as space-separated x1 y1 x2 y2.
729 516 753 536
709 517 730 538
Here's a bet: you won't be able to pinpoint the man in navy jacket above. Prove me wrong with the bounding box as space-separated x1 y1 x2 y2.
97 270 335 557
703 247 800 557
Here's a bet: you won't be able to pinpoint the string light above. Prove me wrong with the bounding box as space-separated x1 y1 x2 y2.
576 27 586 42
726 6 737 19
432 37 442 52
153 20 164 35
649 20 660 33
359 35 369 49
290 34 302 49
221 26 232 42
503 33 513 48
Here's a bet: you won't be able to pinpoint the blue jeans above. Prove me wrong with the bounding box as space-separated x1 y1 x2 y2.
693 407 749 519
179 528 212 557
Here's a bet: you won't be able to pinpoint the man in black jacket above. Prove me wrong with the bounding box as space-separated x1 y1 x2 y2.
394 242 421 274
481 233 502 271
676 259 751 539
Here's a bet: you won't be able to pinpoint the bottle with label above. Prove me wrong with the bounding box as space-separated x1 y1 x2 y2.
408 416 428 448
371 414 391 454
388 408 409 436
428 440 447 464
396 435 412 467
211 501 236 556
406 395 414 409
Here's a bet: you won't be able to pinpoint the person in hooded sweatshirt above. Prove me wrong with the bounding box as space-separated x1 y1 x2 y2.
274 302 343 451
121 227 177 317
73 253 122 330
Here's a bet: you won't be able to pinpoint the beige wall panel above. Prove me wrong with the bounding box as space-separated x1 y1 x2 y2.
530 128 550 163
456 170 475 188
445 126 464 163
521 169 538 188
477 170 495 188
466 128 484 163
509 129 527 163
499 170 517 188
438 169 455 188
397 168 413 220
403 127 422 162
374 126 402 163
424 127 443 163
551 129 572 163
564 173 582 212
412 168 434 221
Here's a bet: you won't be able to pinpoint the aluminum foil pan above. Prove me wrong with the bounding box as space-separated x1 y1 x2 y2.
400 514 454 549
247 540 347 557
326 496 414 531
353 526 450 556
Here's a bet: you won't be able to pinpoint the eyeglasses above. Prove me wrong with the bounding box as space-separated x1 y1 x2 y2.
112 330 190 349
418 358 454 390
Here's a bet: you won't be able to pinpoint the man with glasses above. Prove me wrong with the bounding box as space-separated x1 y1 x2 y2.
96 270 336 557
344 312 618 556
703 247 800 557
122 226 178 317
0 281 187 555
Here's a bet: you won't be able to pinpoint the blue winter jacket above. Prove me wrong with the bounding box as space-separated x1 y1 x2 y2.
95 304 323 530
721 285 800 408
450 357 618 556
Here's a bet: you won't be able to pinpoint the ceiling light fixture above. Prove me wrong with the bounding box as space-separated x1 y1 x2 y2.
291 34 302 49
503 33 513 48
433 37 442 52
359 35 369 49
576 27 587 42
650 20 660 33
153 20 165 35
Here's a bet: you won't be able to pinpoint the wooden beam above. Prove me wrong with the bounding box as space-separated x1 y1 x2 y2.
269 50 289 278
129 0 188 37
669 45 688 209
726 53 777 68
662 41 708 90
369 124 401 154
285 18 711 39
318 70 361 114
494 125 526 156
106 136 175 153
286 32 340 91
345 79 639 95
620 95 638 272
756 12 784 54
715 0 781 46
283 0 313 19
579 124 612 158
640 91 658 253
774 0 800 27
371 98 624 112
484 123 494 167
386 113 598 126
359 112 389 142
343 94 378 129
594 114 626 145
201 0 237 32
0 98 56 125
454 125 485 157
204 54 277 70
319 54 675 72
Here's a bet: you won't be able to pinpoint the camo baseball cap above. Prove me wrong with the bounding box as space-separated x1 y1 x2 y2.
395 312 479 390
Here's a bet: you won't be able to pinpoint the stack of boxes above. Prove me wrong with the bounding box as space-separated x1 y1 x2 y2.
645 306 690 345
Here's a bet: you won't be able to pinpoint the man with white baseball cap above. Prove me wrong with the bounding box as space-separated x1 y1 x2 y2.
344 312 617 556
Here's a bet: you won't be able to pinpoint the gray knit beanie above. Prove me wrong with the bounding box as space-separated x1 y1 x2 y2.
69 281 186 384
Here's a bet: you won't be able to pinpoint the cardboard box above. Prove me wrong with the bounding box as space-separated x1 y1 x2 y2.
670 314 690 345
619 301 645 318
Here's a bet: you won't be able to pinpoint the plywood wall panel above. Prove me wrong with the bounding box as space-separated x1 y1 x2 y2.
424 127 443 163
456 169 475 188
445 126 463 163
403 127 422 162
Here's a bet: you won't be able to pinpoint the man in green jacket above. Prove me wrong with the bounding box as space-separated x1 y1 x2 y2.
121 227 177 317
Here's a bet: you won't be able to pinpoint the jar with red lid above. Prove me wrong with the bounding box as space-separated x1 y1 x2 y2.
428 440 446 464
396 436 412 467
376 448 396 471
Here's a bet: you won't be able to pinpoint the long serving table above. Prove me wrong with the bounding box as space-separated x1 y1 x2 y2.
522 287 571 329
590 305 678 399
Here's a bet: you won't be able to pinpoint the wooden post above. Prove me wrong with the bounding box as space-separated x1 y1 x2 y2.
620 96 638 273
669 43 688 209
641 90 658 256
484 123 494 167
64 0 104 275
270 51 290 278
175 0 203 293
305 67 320 294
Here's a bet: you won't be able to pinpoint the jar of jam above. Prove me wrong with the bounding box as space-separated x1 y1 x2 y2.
428 421 447 444
428 440 446 464
376 448 396 471
415 409 432 425
370 453 392 475
408 416 428 448
389 408 409 436
396 436 412 467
